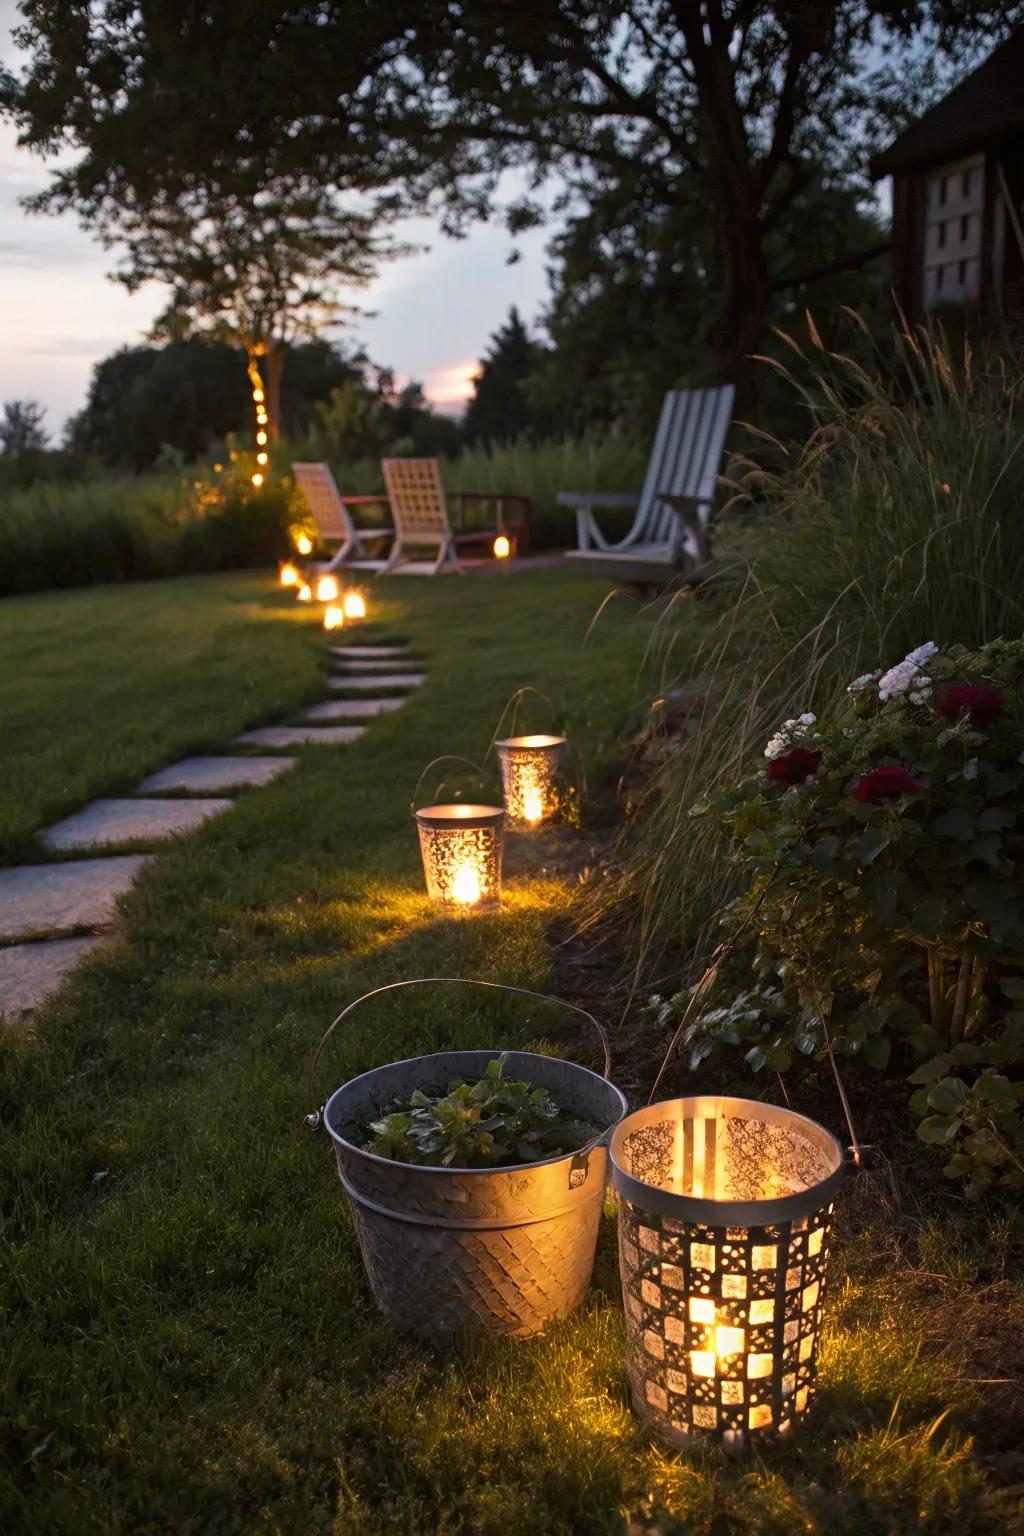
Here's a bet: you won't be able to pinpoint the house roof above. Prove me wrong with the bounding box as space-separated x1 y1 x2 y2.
871 26 1024 178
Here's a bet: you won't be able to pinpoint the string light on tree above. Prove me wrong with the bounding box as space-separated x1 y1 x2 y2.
247 350 269 490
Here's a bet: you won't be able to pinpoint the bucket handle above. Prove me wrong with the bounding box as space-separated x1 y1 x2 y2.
304 976 612 1128
410 756 495 817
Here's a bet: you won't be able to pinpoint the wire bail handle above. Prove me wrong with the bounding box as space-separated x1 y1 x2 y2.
486 686 567 758
303 976 612 1129
409 755 496 817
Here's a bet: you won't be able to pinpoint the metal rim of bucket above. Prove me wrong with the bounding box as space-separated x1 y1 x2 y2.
414 803 506 831
325 1046 628 1181
609 1094 845 1227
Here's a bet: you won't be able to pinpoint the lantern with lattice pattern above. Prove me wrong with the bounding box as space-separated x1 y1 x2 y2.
496 734 569 830
610 1095 844 1446
415 803 505 910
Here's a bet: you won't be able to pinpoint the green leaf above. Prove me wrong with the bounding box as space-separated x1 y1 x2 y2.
908 1053 955 1085
933 808 976 841
861 1034 891 1070
927 1076 970 1115
855 825 891 867
972 1073 1019 1108
977 807 1016 832
918 1113 962 1144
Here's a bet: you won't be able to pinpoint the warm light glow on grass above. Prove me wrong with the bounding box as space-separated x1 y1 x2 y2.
279 562 300 588
316 575 339 603
294 532 313 556
493 534 511 559
343 591 367 620
323 605 344 631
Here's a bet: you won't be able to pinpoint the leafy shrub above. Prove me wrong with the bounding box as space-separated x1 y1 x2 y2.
657 638 1024 1198
621 325 1024 963
363 1054 601 1168
0 446 291 596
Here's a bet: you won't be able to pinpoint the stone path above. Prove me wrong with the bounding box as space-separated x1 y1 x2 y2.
1 630 423 1023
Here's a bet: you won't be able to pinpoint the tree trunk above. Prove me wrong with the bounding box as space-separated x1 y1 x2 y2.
713 195 771 417
264 345 286 444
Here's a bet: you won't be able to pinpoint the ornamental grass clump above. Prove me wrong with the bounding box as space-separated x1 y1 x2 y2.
677 637 1024 1198
363 1053 601 1169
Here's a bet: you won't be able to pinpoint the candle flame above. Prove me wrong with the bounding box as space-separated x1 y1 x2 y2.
316 575 339 603
451 864 481 904
279 562 300 588
343 591 367 620
522 787 544 824
297 583 312 603
294 532 313 556
493 534 511 559
323 605 344 631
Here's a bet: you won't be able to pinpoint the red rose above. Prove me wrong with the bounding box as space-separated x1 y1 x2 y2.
766 747 821 785
940 684 1004 727
853 765 922 803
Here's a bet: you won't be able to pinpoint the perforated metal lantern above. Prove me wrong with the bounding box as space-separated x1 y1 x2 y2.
415 803 505 910
496 734 569 829
610 1096 844 1446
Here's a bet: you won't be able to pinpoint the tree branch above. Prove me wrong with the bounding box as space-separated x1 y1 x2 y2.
768 238 891 293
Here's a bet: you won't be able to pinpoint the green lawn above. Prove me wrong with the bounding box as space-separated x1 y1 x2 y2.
0 573 324 864
0 570 1018 1534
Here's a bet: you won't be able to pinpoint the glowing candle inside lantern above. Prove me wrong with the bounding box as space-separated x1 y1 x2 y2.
294 532 313 556
522 786 544 824
451 864 482 904
316 575 339 603
323 605 344 631
297 583 312 603
343 591 366 620
279 562 300 588
493 534 511 559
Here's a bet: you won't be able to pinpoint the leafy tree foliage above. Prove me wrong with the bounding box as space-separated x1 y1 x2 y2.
5 2 1020 408
463 307 547 445
0 399 48 456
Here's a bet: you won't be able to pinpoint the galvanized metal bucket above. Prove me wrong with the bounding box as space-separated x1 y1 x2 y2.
309 978 628 1340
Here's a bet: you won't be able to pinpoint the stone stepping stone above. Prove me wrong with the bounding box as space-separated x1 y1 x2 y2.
330 645 410 660
0 855 152 941
326 673 425 691
332 658 418 673
41 798 232 852
232 725 366 749
137 756 298 795
0 935 107 1021
302 698 405 722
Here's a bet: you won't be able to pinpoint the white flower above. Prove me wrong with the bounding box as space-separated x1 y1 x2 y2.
878 641 938 703
764 712 817 759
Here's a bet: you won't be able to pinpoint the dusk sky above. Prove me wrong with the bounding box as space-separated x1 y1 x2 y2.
0 0 554 438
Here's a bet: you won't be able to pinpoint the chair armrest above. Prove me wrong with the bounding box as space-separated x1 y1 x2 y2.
556 492 640 511
658 493 711 562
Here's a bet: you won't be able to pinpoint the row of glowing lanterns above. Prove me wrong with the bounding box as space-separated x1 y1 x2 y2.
280 553 558 907
248 361 270 488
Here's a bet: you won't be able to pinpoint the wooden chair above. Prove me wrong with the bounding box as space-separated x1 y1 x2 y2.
380 458 532 575
292 461 394 573
560 386 734 585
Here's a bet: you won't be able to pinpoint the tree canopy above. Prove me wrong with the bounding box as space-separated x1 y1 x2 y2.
0 399 48 456
463 308 547 446
5 2 1022 404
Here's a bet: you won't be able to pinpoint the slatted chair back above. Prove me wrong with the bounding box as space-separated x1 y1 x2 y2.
381 458 452 543
633 386 735 548
293 462 354 544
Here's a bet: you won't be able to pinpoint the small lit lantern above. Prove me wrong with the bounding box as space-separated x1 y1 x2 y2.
496 734 569 829
414 804 505 911
343 590 367 621
316 574 340 603
493 533 512 560
279 561 301 589
297 583 312 603
294 532 314 556
323 605 344 631
610 1096 843 1446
